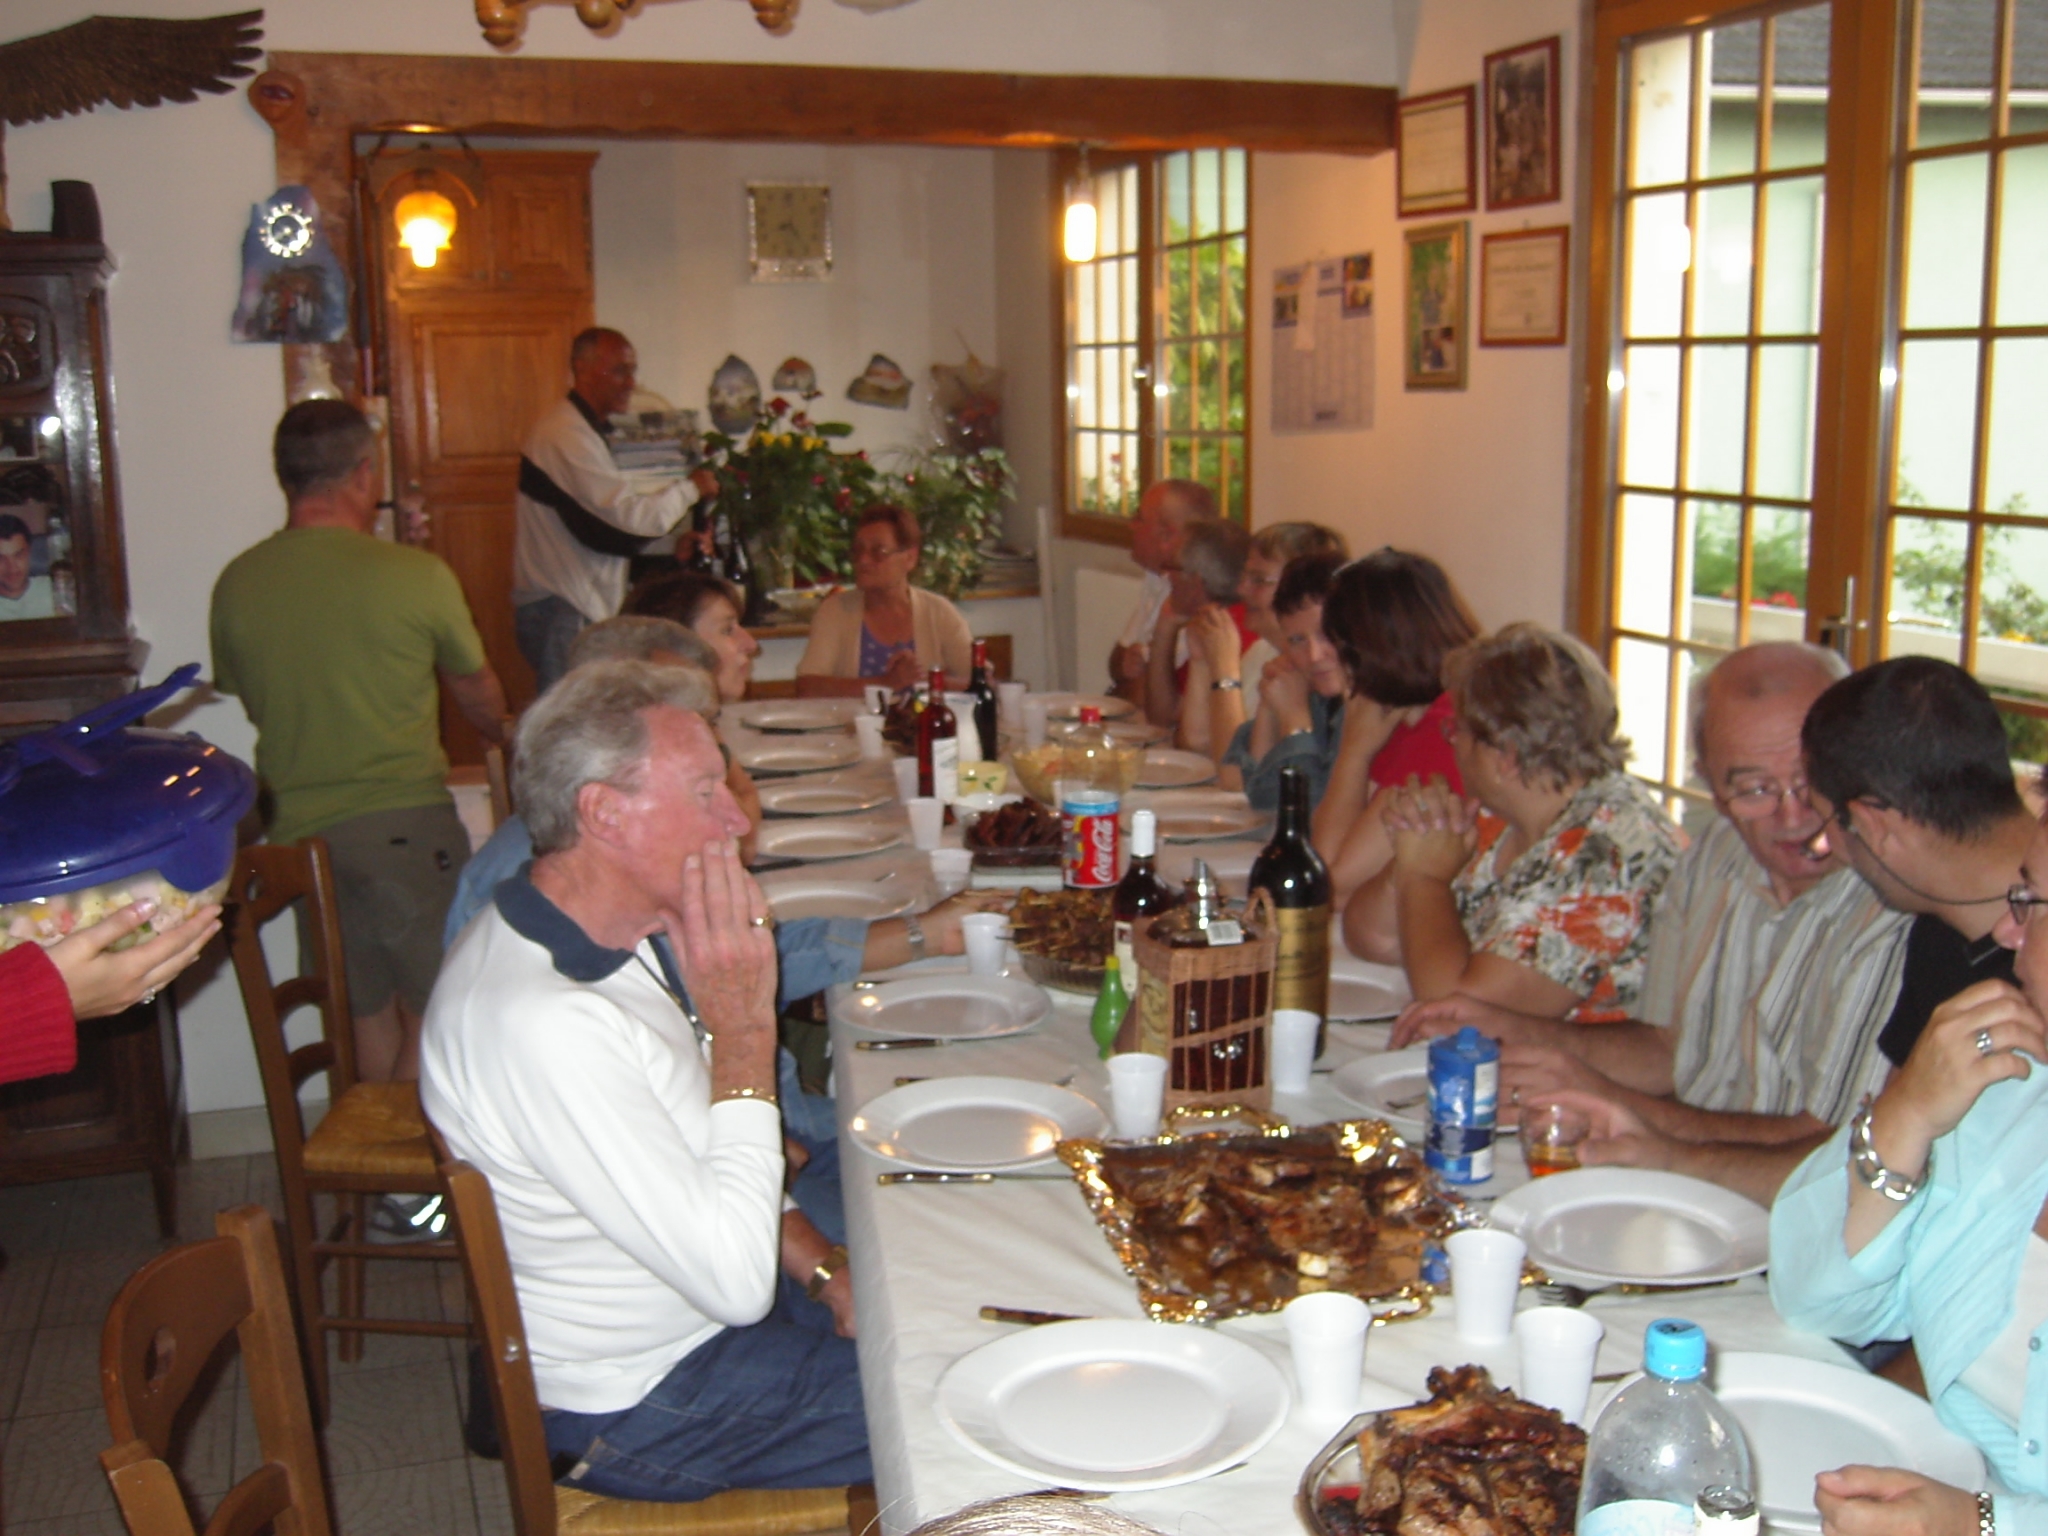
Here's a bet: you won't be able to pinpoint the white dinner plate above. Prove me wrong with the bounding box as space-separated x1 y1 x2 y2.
1037 692 1136 721
730 736 862 774
936 1319 1290 1491
1328 1050 1431 1138
831 973 1051 1040
1489 1167 1771 1286
1137 748 1219 789
1155 805 1267 841
1106 719 1171 748
755 778 894 817
1328 955 1411 1021
730 698 860 733
752 819 902 862
847 1076 1107 1172
762 877 917 923
1705 1353 1984 1533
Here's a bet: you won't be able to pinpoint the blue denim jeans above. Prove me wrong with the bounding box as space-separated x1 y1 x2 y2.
514 594 587 695
542 1275 871 1501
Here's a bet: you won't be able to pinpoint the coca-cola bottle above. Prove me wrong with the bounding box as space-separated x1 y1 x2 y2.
1059 706 1121 890
916 666 959 802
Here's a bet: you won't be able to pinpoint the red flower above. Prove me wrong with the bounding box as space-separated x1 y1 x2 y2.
813 474 826 485
768 397 791 416
834 489 853 511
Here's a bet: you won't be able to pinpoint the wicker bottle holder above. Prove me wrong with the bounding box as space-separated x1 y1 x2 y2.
1129 887 1278 1112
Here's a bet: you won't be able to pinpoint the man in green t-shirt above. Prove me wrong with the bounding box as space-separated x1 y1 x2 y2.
212 400 509 1084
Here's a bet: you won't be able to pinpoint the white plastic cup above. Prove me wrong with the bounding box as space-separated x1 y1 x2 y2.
997 680 1027 728
853 714 889 761
864 684 892 714
961 913 1011 976
891 756 921 802
945 692 977 724
1270 1008 1321 1093
1285 1290 1372 1425
928 847 974 894
905 797 945 851
1106 1053 1168 1139
1514 1305 1606 1424
1446 1228 1527 1344
1021 698 1050 748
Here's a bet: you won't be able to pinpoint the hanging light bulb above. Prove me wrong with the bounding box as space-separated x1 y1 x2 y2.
1063 145 1097 264
394 187 458 269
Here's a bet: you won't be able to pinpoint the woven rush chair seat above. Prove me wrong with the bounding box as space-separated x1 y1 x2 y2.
304 1081 437 1180
555 1485 854 1535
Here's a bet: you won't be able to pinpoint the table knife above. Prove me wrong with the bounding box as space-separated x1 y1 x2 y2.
877 1170 1070 1185
853 1037 950 1051
979 1305 1084 1326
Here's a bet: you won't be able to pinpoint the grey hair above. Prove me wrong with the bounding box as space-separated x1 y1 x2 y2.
906 1498 1168 1536
1179 517 1251 603
567 615 719 678
1688 641 1849 775
514 659 721 856
570 326 629 367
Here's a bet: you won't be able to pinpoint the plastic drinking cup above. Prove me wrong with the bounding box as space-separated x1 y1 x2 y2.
1285 1290 1372 1424
891 757 921 802
1514 1305 1605 1424
997 681 1027 728
853 714 889 761
960 913 1011 976
905 797 945 850
1021 698 1049 748
864 684 891 714
1270 1008 1321 1093
1106 1053 1168 1139
927 848 973 894
1446 1228 1527 1344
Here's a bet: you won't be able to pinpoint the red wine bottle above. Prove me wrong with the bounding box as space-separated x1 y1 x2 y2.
916 666 958 801
1248 764 1332 1051
968 638 1000 762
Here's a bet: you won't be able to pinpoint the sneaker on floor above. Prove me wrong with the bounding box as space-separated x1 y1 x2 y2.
366 1192 447 1243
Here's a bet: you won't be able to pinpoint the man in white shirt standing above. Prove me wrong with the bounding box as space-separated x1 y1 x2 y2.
421 660 867 1500
1106 478 1214 713
514 328 719 691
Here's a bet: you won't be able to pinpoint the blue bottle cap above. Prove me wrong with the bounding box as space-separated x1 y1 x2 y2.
1457 1026 1481 1047
1642 1318 1707 1380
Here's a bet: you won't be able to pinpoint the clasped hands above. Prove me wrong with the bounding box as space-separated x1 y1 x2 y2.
1385 776 1479 884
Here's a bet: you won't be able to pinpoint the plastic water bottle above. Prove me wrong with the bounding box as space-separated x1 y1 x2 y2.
1576 1320 1754 1536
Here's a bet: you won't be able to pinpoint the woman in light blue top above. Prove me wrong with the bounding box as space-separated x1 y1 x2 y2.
1771 812 2048 1536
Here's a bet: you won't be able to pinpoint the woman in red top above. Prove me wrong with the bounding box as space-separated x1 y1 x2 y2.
1 899 220 1086
1316 549 1481 904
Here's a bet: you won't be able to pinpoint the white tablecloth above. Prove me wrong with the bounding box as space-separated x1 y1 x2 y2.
829 976 1851 1536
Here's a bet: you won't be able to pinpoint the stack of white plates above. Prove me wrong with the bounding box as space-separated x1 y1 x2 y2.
848 1076 1106 1172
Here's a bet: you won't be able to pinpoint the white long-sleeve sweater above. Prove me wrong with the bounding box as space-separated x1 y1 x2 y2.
420 876 785 1414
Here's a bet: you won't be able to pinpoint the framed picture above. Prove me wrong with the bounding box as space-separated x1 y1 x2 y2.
1480 226 1570 346
747 182 832 282
1484 36 1563 210
1404 221 1468 390
1396 86 1476 218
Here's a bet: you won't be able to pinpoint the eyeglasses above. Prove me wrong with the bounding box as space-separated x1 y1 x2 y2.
1717 777 1811 821
2008 883 2048 929
851 543 908 563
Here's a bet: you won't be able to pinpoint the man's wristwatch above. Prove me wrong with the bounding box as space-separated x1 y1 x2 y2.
1212 677 1243 692
902 912 927 961
806 1243 849 1300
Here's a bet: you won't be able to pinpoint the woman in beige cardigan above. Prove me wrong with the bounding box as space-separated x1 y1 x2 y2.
795 503 974 697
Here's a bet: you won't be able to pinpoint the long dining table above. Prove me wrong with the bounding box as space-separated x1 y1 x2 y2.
827 966 1855 1536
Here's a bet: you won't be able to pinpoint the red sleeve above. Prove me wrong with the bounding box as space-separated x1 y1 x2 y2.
0 944 79 1085
1368 693 1465 794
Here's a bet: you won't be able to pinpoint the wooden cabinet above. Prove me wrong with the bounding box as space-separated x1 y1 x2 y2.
379 151 596 763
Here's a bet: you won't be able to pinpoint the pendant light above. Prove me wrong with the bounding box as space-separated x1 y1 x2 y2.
393 187 458 268
1063 144 1098 264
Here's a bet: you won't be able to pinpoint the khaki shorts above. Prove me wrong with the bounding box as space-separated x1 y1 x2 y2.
306 803 472 1016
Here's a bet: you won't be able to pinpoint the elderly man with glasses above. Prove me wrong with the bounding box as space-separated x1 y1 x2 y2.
1394 642 1915 1204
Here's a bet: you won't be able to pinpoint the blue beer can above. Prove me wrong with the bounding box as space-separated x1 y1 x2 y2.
1424 1026 1499 1184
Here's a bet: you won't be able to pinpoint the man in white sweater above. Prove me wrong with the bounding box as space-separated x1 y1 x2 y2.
421 660 868 1500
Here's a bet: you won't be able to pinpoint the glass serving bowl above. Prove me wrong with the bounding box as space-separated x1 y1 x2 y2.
1007 740 1145 805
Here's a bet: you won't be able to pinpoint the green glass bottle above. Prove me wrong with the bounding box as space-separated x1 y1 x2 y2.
1091 954 1129 1060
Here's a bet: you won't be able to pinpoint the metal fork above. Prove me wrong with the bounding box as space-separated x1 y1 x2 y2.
1535 1277 1741 1307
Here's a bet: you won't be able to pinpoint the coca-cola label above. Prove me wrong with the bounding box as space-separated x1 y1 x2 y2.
1061 788 1120 889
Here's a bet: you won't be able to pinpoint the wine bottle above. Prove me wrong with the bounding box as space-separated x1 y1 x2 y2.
968 638 1000 761
685 500 718 575
1112 808 1178 982
916 666 959 802
1248 764 1331 1052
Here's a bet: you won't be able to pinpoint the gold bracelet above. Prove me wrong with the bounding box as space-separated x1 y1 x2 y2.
716 1085 779 1106
806 1243 849 1300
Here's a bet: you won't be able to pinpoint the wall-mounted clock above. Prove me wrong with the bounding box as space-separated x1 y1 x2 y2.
747 183 832 283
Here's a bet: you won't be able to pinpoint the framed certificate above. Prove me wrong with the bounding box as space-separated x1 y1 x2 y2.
1396 86 1477 218
1480 226 1570 347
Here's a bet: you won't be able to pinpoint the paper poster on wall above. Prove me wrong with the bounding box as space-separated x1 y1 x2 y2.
1270 254 1375 434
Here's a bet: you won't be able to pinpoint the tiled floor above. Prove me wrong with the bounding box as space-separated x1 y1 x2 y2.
0 1154 515 1536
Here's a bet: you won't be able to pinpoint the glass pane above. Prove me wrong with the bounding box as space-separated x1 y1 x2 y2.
1621 345 1682 488
1162 155 1189 243
1625 193 1691 338
1195 242 1221 335
1978 528 2048 704
1673 650 1715 795
1886 514 1970 660
1903 154 1989 329
1197 339 1223 429
1759 175 1824 334
1755 343 1819 502
1693 184 1756 336
1701 18 1762 177
1914 0 1998 148
1226 344 1245 432
1895 338 1981 510
1097 260 1120 342
1226 442 1246 521
1223 150 1247 233
1615 638 1673 783
1101 348 1124 432
1097 171 1122 259
1987 337 2048 516
1196 437 1222 492
1162 436 1187 481
1163 344 1191 431
1618 494 1678 637
1165 248 1191 337
1685 345 1751 495
1120 257 1138 343
1689 500 1744 643
1119 166 1139 253
1072 266 1096 342
1109 434 1136 509
1074 352 1099 427
2000 702 2048 769
1075 432 1099 508
1224 236 1247 331
1751 505 1813 619
1995 144 2048 326
2018 1 2048 134
1766 6 1830 170
1192 149 1221 240
1629 33 1695 189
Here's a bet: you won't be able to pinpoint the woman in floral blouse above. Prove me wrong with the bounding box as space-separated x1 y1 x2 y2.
1341 623 1683 1021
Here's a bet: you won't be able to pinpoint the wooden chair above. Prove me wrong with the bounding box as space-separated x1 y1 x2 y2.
99 1204 335 1536
223 841 467 1420
439 1159 876 1536
485 743 514 830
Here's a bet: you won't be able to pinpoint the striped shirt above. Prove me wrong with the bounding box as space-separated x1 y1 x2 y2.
1650 816 1911 1124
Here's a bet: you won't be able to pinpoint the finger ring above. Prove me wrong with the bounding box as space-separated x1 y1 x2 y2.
1510 1086 1522 1106
140 990 159 1006
1976 1027 1995 1057
749 915 773 929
